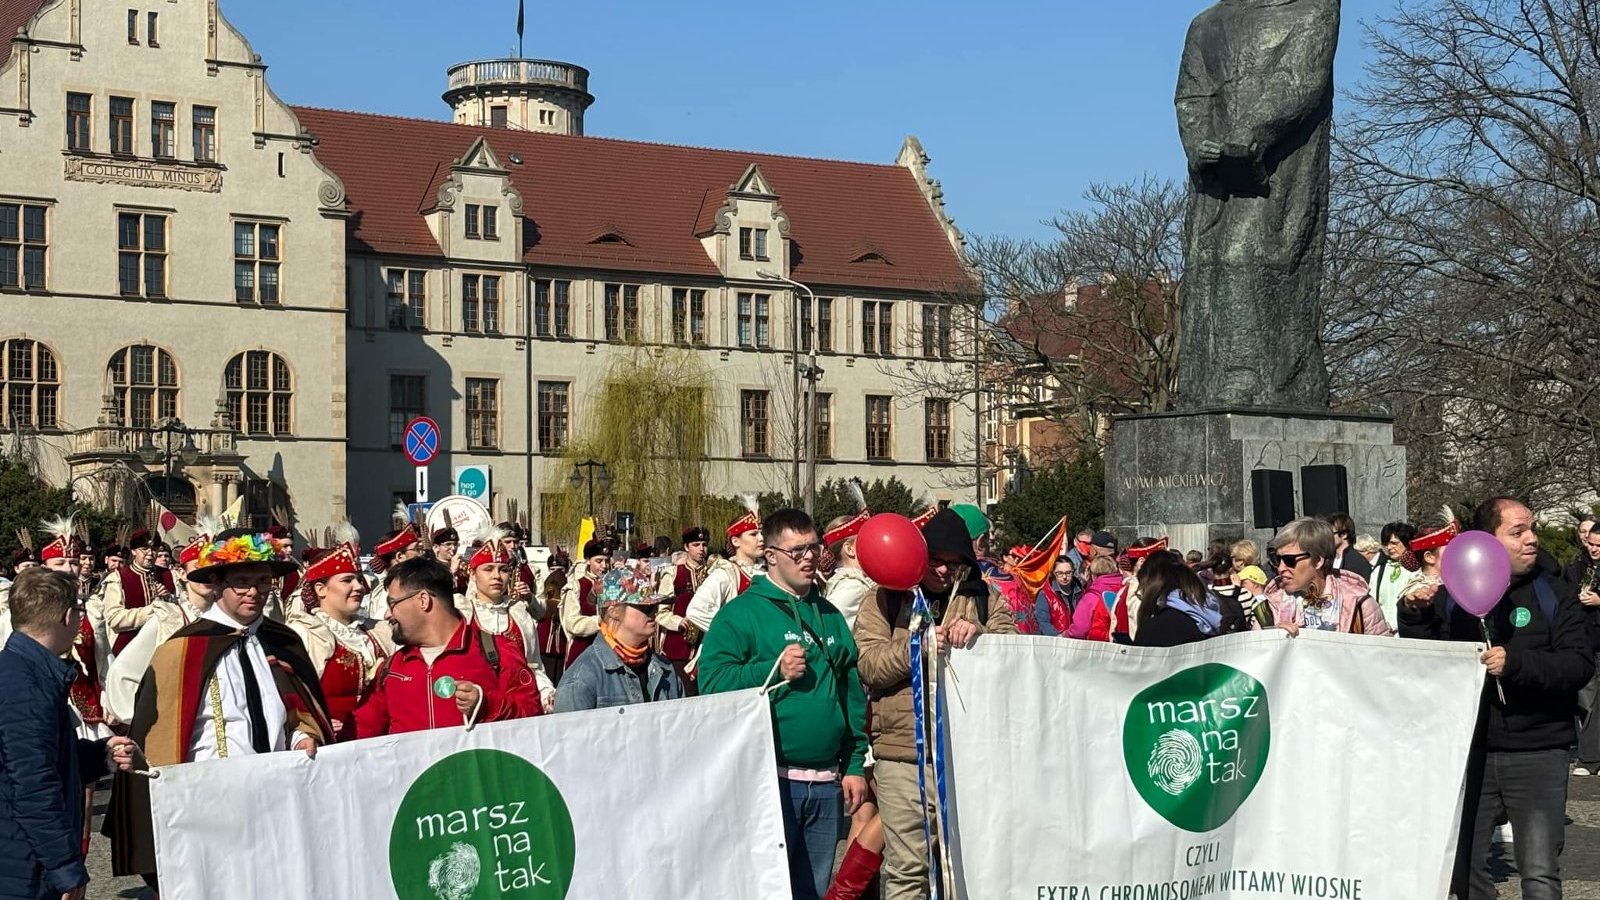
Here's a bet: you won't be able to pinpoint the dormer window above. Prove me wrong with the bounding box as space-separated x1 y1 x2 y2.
739 227 769 261
464 204 498 241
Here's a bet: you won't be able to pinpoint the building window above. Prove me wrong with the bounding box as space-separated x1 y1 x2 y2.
921 304 952 358
464 204 497 240
537 381 569 452
736 292 770 348
150 101 175 158
738 227 769 261
66 93 91 151
603 283 639 341
534 278 571 338
386 269 426 330
862 301 894 356
388 374 425 448
0 203 47 291
466 378 499 449
538 109 554 126
126 9 138 44
925 398 952 462
147 11 158 46
225 350 293 436
117 212 166 298
1 339 59 429
800 296 834 353
461 274 500 333
192 106 216 162
110 97 134 155
490 106 508 128
233 222 280 304
814 393 833 460
108 344 178 429
866 395 893 460
671 288 707 346
740 390 770 457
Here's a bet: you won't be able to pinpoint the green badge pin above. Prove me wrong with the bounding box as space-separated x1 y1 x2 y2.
432 675 457 699
1513 608 1531 628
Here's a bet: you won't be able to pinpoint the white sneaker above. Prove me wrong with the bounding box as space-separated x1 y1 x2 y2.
1493 823 1514 844
1574 766 1595 776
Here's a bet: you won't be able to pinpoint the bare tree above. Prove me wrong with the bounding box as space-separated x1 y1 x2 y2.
1328 0 1600 514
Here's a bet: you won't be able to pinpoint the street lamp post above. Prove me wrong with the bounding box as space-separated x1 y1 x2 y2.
757 269 822 516
568 459 611 518
136 418 200 507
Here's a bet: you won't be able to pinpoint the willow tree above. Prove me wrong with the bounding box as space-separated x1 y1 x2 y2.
540 348 726 546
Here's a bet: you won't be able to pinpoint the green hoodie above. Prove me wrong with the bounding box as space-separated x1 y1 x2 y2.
698 574 869 776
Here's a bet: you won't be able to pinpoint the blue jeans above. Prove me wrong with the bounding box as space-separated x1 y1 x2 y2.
1459 748 1569 900
779 778 843 900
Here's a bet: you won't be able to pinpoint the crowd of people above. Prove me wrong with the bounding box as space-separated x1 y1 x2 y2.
0 494 1595 900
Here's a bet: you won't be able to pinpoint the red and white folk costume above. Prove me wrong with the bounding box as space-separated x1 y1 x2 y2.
560 539 611 670
364 523 420 618
685 502 767 634
655 526 710 665
38 517 109 740
456 529 557 708
286 531 395 739
822 499 876 630
100 529 177 656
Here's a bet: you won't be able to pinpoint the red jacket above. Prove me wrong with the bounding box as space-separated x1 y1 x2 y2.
350 618 542 738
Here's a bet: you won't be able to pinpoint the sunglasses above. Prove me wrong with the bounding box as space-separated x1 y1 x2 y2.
1268 551 1312 570
768 543 825 563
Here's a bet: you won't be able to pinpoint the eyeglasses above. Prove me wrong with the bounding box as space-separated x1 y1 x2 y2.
386 588 428 610
1268 551 1312 570
768 543 825 563
223 578 274 593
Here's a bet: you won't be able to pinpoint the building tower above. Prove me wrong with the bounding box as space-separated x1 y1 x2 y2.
443 57 594 135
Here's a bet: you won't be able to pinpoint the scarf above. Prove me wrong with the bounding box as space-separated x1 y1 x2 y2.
599 622 650 667
1164 589 1225 635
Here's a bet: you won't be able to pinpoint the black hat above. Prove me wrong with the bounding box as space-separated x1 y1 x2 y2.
682 525 710 545
186 528 299 584
1091 530 1118 551
128 529 154 550
431 527 459 544
582 539 609 560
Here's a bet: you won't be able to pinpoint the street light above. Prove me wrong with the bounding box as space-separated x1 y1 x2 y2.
756 268 822 516
136 418 200 506
569 459 610 518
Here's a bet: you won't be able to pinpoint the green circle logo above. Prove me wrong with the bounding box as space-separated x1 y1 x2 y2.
1513 608 1531 628
389 749 576 900
1123 663 1271 832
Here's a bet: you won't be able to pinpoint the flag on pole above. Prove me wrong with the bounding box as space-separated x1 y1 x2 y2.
577 516 594 557
150 500 196 546
1009 515 1068 599
221 494 244 528
516 0 525 56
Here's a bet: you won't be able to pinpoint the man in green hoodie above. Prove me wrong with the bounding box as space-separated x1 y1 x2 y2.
698 508 869 900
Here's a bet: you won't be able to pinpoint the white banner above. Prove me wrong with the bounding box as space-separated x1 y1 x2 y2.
150 689 790 900
944 631 1486 900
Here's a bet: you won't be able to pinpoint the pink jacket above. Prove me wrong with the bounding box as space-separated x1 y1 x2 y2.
1068 573 1126 641
1264 569 1392 635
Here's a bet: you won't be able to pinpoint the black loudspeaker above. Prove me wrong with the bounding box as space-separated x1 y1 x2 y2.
1251 469 1295 529
1300 464 1350 519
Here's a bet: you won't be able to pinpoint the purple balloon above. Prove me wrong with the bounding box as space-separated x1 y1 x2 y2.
1439 530 1512 617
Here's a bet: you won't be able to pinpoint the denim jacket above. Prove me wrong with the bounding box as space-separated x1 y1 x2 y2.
553 636 683 712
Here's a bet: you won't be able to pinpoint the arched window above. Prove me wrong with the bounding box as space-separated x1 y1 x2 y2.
1 338 60 429
107 344 178 429
225 350 292 436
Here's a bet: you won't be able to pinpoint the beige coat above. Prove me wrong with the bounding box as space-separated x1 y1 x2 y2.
854 583 1017 763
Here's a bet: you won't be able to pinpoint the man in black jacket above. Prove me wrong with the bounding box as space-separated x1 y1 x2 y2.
1399 497 1594 900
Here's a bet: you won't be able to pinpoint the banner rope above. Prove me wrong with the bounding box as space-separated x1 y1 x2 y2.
909 586 944 900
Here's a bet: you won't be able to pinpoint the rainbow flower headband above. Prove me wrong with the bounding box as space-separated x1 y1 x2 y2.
196 533 287 568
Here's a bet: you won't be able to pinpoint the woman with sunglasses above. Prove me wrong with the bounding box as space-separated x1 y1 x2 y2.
1262 518 1392 635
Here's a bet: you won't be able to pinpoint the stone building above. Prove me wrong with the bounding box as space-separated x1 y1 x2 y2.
0 0 976 544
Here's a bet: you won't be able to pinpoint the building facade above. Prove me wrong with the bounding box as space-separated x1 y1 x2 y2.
1 0 976 544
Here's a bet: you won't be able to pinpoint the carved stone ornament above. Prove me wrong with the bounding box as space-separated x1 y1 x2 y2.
64 156 223 193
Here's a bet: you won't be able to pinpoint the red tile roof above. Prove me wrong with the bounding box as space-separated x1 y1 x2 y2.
292 106 974 294
0 0 48 71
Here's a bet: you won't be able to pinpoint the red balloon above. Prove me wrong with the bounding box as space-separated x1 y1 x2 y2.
856 513 929 591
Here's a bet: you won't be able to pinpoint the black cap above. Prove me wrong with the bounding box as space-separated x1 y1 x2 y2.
682 525 710 545
1091 530 1118 551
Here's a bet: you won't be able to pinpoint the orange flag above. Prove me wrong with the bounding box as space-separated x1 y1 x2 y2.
1011 516 1069 599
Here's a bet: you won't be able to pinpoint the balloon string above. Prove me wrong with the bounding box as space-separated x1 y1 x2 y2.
1479 616 1507 705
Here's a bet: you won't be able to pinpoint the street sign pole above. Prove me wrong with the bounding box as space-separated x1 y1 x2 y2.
416 466 429 503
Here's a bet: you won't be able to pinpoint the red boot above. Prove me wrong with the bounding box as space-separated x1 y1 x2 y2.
825 840 883 900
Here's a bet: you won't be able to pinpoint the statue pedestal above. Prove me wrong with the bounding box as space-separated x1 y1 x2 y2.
1104 408 1407 552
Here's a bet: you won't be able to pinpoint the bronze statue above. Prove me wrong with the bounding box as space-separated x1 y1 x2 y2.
1174 0 1339 410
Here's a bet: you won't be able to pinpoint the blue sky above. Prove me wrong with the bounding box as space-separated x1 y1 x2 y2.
229 0 1397 241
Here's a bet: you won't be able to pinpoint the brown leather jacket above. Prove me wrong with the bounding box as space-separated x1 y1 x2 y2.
853 583 1017 763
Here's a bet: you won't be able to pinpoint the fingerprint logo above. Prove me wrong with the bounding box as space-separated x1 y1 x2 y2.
427 842 480 900
1148 729 1204 795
